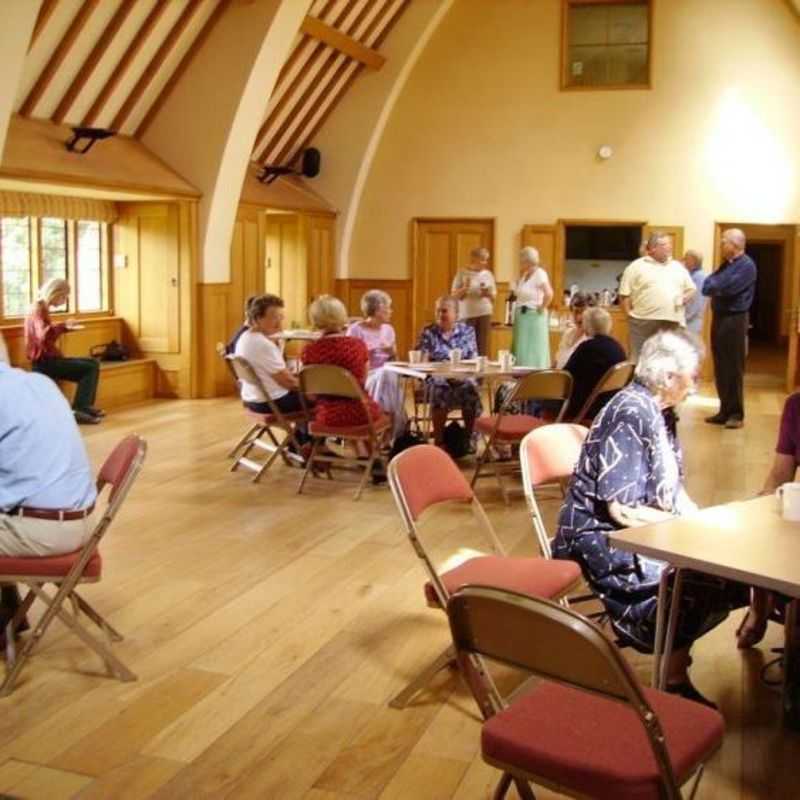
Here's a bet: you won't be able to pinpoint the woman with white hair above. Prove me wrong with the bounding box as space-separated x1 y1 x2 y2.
553 330 748 707
24 278 102 425
347 289 406 439
511 246 553 368
451 247 496 355
562 306 626 420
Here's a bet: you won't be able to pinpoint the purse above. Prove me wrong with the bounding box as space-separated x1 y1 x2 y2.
90 340 130 362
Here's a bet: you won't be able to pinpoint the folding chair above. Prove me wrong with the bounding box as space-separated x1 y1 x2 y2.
0 435 146 695
569 360 635 426
447 586 725 800
218 344 257 460
298 364 391 500
227 355 306 481
472 370 573 504
387 444 582 709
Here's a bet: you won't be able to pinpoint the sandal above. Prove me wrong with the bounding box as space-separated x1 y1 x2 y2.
735 608 768 650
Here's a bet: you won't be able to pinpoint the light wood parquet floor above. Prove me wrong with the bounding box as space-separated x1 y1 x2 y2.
0 378 797 799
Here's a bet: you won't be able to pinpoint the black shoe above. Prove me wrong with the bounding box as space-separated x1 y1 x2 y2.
666 680 718 709
86 406 106 418
724 418 744 429
370 461 387 485
74 410 101 425
705 414 727 425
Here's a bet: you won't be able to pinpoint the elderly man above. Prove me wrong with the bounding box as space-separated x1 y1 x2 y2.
0 359 97 641
682 249 708 336
618 232 696 360
702 228 757 429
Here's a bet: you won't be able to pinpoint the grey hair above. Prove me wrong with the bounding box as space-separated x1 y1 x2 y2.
722 228 746 250
520 246 540 266
646 231 669 250
634 330 703 393
683 249 703 267
435 295 459 315
360 289 391 317
582 306 612 337
470 247 490 261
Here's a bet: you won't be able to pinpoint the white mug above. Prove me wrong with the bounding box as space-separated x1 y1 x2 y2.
408 350 422 364
499 350 516 371
475 355 488 371
777 482 800 522
449 348 462 365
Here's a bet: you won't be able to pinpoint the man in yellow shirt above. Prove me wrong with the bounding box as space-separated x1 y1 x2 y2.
619 232 697 360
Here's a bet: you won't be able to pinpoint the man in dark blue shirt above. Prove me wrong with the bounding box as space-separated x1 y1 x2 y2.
701 228 757 428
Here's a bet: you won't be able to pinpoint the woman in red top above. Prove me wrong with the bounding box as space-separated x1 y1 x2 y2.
302 295 382 428
24 278 102 425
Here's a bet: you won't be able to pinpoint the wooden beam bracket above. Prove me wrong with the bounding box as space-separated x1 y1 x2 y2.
300 15 385 70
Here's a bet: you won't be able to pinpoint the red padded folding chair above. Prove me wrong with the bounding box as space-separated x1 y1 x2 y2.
387 444 582 709
0 435 146 695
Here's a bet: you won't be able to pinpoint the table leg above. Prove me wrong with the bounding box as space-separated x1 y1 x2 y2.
658 567 684 691
652 567 672 688
783 600 800 730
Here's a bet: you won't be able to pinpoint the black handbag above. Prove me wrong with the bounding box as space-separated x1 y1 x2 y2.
90 340 130 362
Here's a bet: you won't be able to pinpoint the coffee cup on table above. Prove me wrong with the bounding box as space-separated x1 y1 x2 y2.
476 356 488 371
777 482 800 522
408 350 422 364
449 348 462 365
498 350 515 371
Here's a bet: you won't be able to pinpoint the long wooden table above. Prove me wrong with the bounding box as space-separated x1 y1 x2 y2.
610 496 800 724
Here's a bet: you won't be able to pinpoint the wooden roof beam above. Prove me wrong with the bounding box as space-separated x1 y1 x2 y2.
29 0 62 52
299 14 385 70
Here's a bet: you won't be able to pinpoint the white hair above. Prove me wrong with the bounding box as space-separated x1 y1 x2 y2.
360 289 391 317
582 306 612 337
635 330 703 393
520 246 540 266
470 247 490 262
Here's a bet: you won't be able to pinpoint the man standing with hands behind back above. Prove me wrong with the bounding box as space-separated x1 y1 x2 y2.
702 228 757 429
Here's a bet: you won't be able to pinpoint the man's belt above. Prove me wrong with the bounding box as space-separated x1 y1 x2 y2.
1 505 95 521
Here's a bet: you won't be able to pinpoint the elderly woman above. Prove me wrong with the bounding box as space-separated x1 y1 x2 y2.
562 306 626 420
347 290 406 439
511 246 553 368
25 278 102 425
553 331 748 707
303 295 382 429
451 247 497 356
554 292 593 368
416 295 481 448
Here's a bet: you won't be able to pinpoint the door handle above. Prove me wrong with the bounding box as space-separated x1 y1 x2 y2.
170 277 178 287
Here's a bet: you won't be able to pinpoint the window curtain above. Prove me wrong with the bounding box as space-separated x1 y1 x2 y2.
0 192 117 222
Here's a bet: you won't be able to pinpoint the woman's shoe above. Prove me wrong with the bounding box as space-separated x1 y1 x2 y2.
665 680 718 709
74 410 101 425
86 406 106 418
735 608 768 650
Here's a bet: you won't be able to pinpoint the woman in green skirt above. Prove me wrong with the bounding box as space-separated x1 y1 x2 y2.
511 246 553 367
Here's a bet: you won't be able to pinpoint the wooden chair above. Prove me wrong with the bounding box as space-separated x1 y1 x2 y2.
447 585 725 800
298 364 391 500
0 435 146 695
569 360 635 425
387 444 582 709
227 355 306 482
472 370 573 504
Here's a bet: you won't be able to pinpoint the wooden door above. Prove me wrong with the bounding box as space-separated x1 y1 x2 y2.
411 218 494 334
523 224 561 305
265 213 304 327
786 228 800 392
306 214 336 303
115 203 180 353
230 206 264 326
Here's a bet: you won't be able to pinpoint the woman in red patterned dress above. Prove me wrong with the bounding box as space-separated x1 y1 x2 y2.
302 295 382 427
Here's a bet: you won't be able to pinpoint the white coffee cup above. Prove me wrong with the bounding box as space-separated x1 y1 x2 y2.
476 355 488 371
449 348 462 365
408 350 422 364
777 482 800 522
498 350 516 371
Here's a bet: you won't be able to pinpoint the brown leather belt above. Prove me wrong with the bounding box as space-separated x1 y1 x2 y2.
2 505 95 521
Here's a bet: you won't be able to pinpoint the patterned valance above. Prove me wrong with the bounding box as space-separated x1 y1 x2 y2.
0 191 117 223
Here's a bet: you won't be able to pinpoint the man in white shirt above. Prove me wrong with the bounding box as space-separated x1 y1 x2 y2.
233 294 305 419
619 232 696 360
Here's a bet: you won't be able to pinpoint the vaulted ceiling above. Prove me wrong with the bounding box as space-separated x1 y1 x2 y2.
16 0 409 170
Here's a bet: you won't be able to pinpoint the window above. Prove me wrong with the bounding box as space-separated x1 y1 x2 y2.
562 0 651 90
0 216 110 320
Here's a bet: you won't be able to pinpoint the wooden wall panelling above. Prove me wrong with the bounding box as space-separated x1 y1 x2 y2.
306 213 337 302
265 212 305 327
197 282 235 398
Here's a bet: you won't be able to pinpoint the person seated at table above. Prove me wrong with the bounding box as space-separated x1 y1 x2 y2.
553 330 748 706
0 356 97 645
234 295 309 443
562 306 626 420
225 295 257 355
734 391 800 649
303 295 383 431
416 295 482 449
25 278 102 425
554 292 594 368
346 289 407 440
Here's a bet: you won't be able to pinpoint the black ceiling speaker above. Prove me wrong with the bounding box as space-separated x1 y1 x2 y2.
66 126 116 154
258 147 321 184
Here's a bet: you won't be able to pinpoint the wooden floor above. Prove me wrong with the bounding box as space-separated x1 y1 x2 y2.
0 379 797 799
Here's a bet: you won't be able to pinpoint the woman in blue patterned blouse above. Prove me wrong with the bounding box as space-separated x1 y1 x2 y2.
416 295 482 447
553 330 748 707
